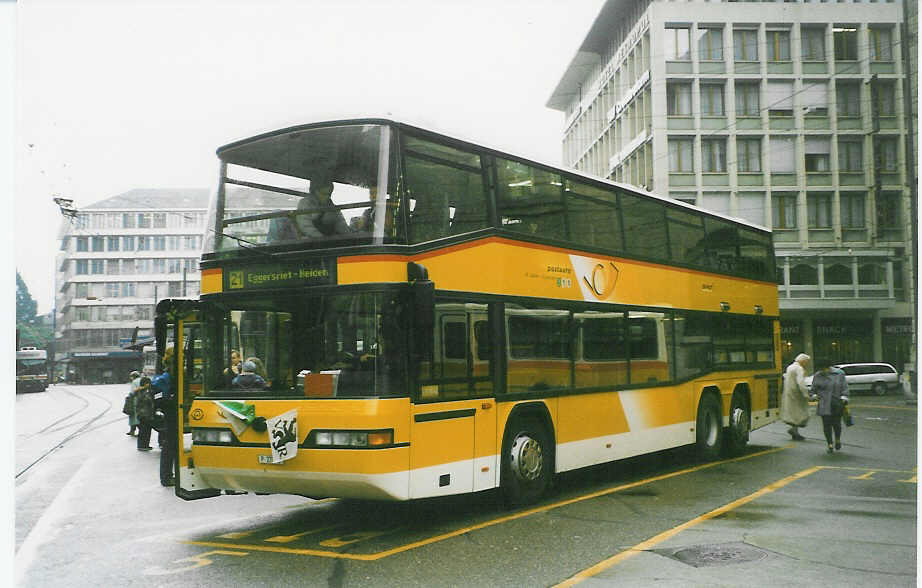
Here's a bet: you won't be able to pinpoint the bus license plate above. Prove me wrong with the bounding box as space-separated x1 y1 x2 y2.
258 455 276 465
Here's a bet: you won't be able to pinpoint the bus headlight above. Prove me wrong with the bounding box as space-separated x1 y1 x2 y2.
310 429 394 448
192 428 235 444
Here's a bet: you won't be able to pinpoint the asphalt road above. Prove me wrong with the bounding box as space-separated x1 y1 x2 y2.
14 384 917 587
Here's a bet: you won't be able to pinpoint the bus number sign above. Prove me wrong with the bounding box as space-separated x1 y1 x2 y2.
224 259 336 291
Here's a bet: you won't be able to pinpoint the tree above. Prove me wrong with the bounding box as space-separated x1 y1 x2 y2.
16 271 37 324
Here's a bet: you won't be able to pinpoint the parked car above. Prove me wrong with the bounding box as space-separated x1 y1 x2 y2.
806 362 900 396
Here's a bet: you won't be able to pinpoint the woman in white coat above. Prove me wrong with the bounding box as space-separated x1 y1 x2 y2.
781 353 811 440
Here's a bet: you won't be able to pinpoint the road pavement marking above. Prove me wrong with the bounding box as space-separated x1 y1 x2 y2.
849 470 877 480
266 525 342 543
143 549 248 575
218 531 255 539
850 404 917 412
183 444 790 560
899 475 917 483
553 466 823 587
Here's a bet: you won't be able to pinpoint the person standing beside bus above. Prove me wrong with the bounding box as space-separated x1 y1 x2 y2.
135 376 154 451
126 371 141 436
781 353 811 440
152 347 176 487
811 359 849 453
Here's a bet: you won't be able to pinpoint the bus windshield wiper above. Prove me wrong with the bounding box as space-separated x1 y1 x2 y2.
210 229 277 258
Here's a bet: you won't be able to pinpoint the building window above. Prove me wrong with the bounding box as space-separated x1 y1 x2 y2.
766 81 794 117
801 26 826 61
76 259 88 274
168 281 183 297
790 264 818 285
75 307 90 321
122 236 135 251
734 29 758 61
91 260 105 275
106 260 120 275
91 236 104 252
840 193 866 228
807 193 832 228
183 236 198 250
736 192 765 226
137 236 150 251
153 236 166 251
834 27 858 61
121 282 136 297
668 138 694 173
735 82 760 116
838 139 863 172
770 137 795 173
802 81 828 116
122 213 136 228
767 30 791 61
153 213 167 228
876 192 901 228
107 236 120 251
737 137 762 172
878 137 899 171
75 283 88 297
700 84 725 116
107 283 120 298
153 259 166 273
772 193 797 229
76 237 88 252
870 27 893 61
836 82 861 117
804 137 831 172
875 82 896 116
137 213 152 229
168 259 182 273
697 27 723 61
667 82 692 115
168 235 181 250
665 26 691 61
701 139 727 172
90 214 104 229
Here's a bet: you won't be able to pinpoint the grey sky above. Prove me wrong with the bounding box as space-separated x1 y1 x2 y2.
15 0 605 314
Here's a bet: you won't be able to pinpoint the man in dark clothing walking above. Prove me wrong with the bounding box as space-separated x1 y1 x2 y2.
152 347 175 487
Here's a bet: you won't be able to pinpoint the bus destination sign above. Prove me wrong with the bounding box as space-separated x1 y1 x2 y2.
225 259 336 290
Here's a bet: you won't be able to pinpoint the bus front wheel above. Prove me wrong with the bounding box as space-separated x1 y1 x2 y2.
695 393 723 461
501 417 551 507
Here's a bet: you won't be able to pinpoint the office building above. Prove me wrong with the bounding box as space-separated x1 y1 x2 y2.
548 0 915 368
54 189 209 383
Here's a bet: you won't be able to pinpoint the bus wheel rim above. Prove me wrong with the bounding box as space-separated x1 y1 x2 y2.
731 406 749 439
511 434 543 482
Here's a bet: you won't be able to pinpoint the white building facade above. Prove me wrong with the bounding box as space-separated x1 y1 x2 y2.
549 0 915 369
54 189 209 384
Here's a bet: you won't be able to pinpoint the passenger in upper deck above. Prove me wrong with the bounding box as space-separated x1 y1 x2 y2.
267 176 351 242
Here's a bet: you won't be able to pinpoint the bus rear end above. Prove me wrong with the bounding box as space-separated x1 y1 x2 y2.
16 347 48 392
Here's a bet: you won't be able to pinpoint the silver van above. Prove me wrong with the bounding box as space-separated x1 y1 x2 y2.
834 363 899 395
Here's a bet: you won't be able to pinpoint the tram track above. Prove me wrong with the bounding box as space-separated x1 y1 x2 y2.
16 386 117 479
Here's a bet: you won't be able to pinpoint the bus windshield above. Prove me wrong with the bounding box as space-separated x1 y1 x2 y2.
200 291 408 398
208 124 399 253
16 359 46 375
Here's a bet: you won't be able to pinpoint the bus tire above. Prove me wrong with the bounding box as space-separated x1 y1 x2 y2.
501 417 551 507
695 393 723 461
724 393 750 456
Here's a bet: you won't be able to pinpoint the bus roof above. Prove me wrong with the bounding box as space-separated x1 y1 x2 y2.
216 117 771 236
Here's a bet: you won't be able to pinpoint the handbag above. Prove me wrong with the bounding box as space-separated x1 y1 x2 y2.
843 404 854 427
122 395 132 415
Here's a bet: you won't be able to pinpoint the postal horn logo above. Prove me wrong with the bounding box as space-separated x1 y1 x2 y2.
583 262 619 299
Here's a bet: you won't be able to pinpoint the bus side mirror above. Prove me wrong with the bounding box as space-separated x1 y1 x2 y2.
408 262 434 362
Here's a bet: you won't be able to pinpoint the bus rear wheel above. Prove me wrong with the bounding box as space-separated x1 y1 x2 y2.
724 393 750 456
695 393 723 461
501 417 551 507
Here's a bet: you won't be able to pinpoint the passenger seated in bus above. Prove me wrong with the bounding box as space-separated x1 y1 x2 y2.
232 360 268 390
294 178 351 237
246 356 271 388
222 349 241 387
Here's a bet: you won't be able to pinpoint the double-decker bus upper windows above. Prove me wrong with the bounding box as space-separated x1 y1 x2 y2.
214 124 396 252
702 217 739 274
620 192 669 261
496 159 566 241
666 208 707 265
403 136 487 243
566 180 624 252
738 228 773 281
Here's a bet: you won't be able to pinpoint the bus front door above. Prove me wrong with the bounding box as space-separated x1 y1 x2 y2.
158 299 221 501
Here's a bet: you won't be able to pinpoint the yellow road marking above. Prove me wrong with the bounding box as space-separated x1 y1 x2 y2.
218 531 254 539
554 466 823 587
849 471 877 480
318 530 391 548
899 475 917 483
265 525 342 543
822 466 916 474
183 444 790 560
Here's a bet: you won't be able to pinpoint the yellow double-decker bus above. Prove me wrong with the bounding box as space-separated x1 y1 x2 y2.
160 118 780 505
